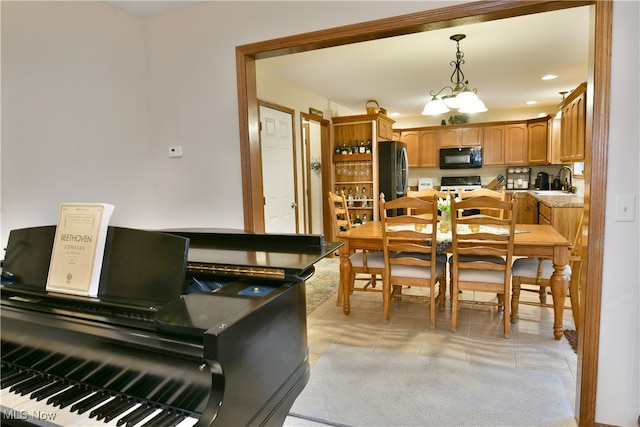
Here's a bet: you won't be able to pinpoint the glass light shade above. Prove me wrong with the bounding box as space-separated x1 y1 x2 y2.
455 90 480 105
458 97 488 114
442 94 460 109
421 98 450 116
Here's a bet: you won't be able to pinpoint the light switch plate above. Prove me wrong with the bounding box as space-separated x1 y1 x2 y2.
615 195 635 222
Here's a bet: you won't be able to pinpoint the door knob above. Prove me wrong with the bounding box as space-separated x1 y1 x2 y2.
291 202 297 209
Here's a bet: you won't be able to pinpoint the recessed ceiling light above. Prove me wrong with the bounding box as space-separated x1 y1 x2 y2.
541 74 558 80
527 101 538 105
390 112 400 117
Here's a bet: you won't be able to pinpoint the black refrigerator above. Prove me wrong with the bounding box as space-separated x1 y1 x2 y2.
378 140 409 216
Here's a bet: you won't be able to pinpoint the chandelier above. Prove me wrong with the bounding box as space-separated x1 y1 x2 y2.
422 34 488 116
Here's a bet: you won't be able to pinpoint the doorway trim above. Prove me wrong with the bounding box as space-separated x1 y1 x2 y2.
236 1 609 424
300 112 331 236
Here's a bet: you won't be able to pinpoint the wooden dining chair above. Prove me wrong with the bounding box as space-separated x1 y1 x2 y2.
379 193 447 328
406 188 449 216
510 212 584 330
450 195 517 338
447 187 506 303
328 191 384 306
456 187 507 218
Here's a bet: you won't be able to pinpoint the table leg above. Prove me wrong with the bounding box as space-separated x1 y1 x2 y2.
550 263 569 340
340 250 352 315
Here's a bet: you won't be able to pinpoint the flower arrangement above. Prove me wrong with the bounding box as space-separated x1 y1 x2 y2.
437 196 451 213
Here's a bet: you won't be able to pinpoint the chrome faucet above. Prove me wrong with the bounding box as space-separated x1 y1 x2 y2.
558 166 573 193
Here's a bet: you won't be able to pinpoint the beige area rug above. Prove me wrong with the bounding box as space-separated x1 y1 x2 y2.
289 343 576 427
306 257 580 354
305 255 340 314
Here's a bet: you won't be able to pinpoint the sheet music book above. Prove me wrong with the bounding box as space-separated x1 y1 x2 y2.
46 203 115 297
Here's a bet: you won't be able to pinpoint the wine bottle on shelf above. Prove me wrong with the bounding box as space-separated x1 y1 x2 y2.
366 139 372 153
362 213 368 224
359 139 365 154
361 187 368 207
341 143 348 155
354 214 362 226
335 143 341 155
354 186 361 206
347 188 355 207
335 186 340 196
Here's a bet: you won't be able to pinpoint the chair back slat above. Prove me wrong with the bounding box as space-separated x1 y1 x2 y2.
451 196 517 267
380 194 439 270
328 190 351 236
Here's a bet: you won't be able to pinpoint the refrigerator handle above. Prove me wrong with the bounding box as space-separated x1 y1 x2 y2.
399 146 409 196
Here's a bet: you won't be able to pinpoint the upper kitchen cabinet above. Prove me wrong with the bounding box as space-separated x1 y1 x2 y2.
377 115 395 141
527 117 550 164
503 123 527 165
440 126 482 147
397 116 550 169
483 119 550 166
400 129 439 168
482 125 505 166
559 82 586 162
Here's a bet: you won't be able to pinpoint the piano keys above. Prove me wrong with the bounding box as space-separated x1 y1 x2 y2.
1 226 339 426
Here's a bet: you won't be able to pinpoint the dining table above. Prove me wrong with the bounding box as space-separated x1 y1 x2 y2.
337 221 571 340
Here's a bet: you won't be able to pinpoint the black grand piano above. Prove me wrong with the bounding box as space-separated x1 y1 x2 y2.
1 226 339 426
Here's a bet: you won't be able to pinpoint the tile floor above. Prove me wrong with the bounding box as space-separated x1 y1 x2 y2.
285 284 578 426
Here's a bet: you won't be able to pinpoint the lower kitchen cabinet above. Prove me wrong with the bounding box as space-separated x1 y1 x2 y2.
538 201 583 244
512 192 538 224
513 191 583 244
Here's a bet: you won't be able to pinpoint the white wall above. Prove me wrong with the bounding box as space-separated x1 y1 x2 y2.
1 1 638 425
1 2 157 239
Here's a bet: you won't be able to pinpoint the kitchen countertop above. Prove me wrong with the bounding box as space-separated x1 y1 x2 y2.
511 190 584 208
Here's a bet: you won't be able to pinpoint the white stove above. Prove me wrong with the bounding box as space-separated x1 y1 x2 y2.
439 176 482 194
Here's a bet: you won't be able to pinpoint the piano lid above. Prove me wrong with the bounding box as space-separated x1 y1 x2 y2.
162 228 342 280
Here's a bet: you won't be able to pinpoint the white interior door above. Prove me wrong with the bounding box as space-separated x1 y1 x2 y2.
260 105 296 233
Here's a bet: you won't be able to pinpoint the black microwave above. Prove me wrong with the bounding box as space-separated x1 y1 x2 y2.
439 146 482 169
